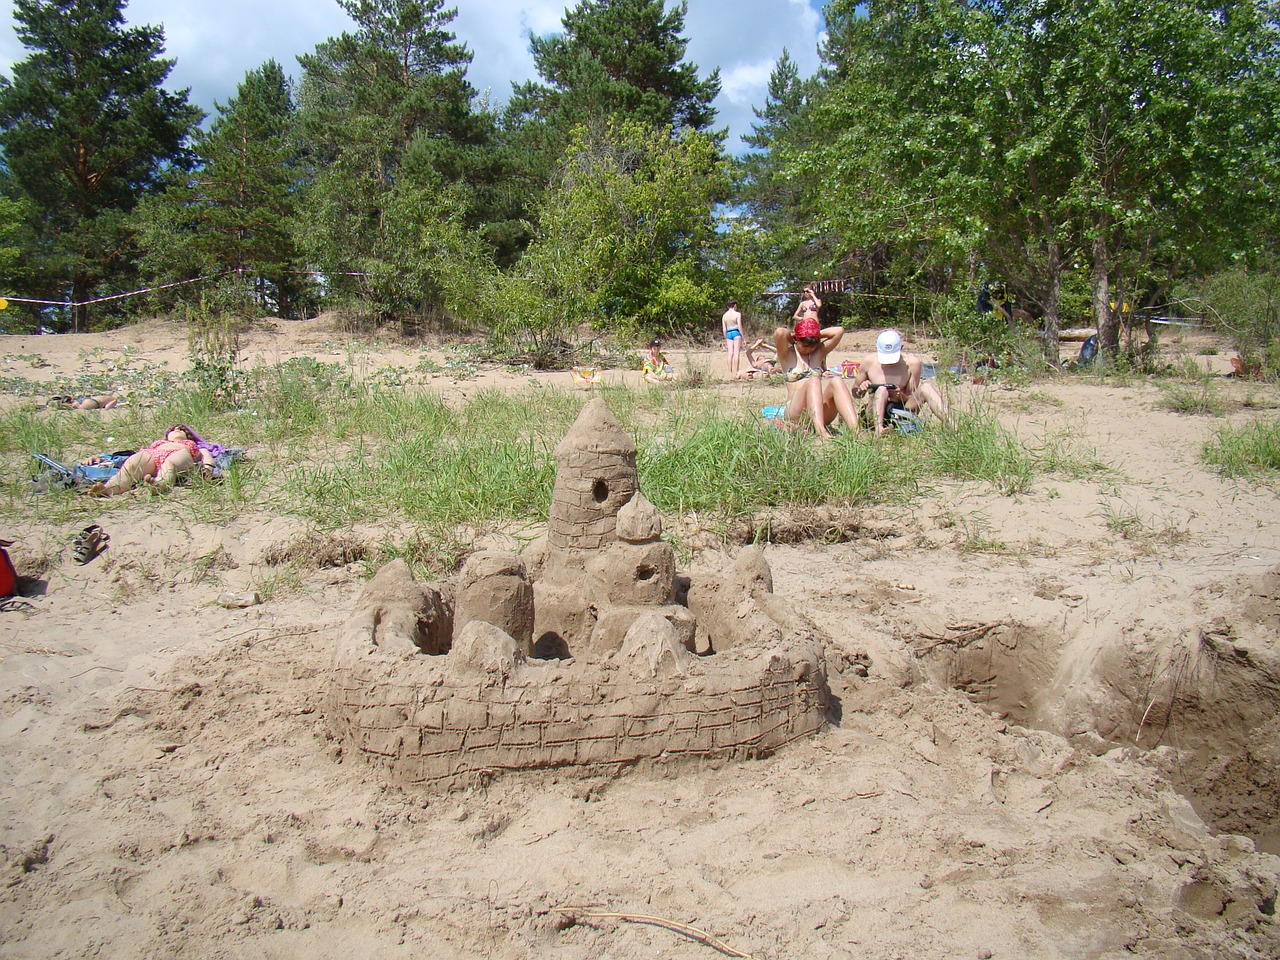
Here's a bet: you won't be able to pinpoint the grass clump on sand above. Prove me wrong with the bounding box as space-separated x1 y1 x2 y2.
1157 366 1230 417
922 404 1034 495
1203 418 1280 477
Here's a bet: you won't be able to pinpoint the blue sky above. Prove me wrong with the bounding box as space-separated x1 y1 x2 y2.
0 0 829 152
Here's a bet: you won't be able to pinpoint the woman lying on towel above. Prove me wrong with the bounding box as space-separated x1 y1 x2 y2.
85 424 216 497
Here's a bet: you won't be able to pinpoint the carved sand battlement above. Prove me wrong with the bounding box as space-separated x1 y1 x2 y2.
325 399 831 789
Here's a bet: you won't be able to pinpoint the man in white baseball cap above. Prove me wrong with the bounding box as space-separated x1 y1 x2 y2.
853 328 948 434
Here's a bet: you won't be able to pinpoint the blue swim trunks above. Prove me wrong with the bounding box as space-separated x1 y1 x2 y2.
726 329 741 340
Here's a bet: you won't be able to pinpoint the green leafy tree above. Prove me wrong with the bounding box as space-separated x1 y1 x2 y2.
1057 0 1280 358
801 1 987 317
0 0 202 330
295 0 493 320
134 60 310 317
503 0 722 228
487 119 729 359
800 0 1280 364
0 192 32 288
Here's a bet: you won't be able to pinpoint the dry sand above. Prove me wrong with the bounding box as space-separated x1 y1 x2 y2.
1 317 1278 959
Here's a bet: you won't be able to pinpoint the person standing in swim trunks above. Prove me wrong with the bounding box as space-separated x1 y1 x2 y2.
722 300 743 379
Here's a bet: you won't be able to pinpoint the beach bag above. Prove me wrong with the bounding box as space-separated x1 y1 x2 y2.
1078 335 1098 367
889 407 924 434
0 541 16 598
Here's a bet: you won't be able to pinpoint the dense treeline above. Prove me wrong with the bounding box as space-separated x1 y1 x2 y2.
1 0 1277 370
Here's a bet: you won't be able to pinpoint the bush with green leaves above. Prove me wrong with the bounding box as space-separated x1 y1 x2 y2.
186 303 244 409
1192 262 1280 378
485 119 730 354
930 291 1040 374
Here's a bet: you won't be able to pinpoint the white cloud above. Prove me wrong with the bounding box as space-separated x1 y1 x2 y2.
720 59 780 105
0 0 826 150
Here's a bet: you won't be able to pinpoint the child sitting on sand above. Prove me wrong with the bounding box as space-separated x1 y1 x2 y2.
643 340 675 383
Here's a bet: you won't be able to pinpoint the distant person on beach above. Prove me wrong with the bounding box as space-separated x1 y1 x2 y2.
793 286 821 326
739 337 779 378
49 394 119 410
722 300 743 378
853 329 948 435
643 339 675 383
773 317 861 439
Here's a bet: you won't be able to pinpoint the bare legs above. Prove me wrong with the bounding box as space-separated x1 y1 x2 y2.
90 450 156 496
908 381 949 421
725 335 742 378
783 377 863 439
152 447 196 491
868 382 949 435
87 447 197 496
821 378 864 436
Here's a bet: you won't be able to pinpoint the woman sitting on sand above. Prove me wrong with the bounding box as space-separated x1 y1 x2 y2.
86 424 215 497
774 318 862 440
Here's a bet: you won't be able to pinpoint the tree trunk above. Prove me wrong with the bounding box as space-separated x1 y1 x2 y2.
72 275 89 333
1042 240 1062 368
1091 234 1118 361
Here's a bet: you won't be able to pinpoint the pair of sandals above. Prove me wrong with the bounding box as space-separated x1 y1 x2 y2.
72 524 109 564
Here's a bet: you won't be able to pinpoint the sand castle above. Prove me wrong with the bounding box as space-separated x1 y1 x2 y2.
326 398 832 789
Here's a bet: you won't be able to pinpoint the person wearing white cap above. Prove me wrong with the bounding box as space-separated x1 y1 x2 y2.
853 328 948 435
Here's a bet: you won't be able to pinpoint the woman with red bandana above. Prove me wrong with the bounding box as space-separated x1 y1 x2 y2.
773 315 862 439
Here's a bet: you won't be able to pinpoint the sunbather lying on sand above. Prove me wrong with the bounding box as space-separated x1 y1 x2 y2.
86 424 215 496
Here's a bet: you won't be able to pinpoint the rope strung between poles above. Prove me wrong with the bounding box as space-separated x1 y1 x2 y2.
0 268 371 310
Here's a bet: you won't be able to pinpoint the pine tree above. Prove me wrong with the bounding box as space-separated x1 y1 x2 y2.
511 0 720 133
734 50 825 282
133 60 309 317
294 0 491 318
0 0 202 330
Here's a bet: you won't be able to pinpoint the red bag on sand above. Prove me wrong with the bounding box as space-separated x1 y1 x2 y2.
0 541 16 598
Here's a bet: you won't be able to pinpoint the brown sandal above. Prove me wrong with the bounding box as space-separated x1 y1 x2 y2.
72 524 108 564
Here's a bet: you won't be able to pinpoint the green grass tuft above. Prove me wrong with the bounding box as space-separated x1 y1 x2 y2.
1203 418 1280 477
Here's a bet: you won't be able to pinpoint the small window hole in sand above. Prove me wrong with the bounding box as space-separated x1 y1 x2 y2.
532 632 571 661
916 621 1280 855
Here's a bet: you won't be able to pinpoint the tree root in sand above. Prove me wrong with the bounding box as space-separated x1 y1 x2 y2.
912 621 1005 657
553 907 755 958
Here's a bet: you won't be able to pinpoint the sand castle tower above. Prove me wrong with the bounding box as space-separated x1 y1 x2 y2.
532 398 691 656
546 397 639 560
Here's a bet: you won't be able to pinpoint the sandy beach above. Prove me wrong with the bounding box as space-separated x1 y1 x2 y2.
1 316 1277 959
